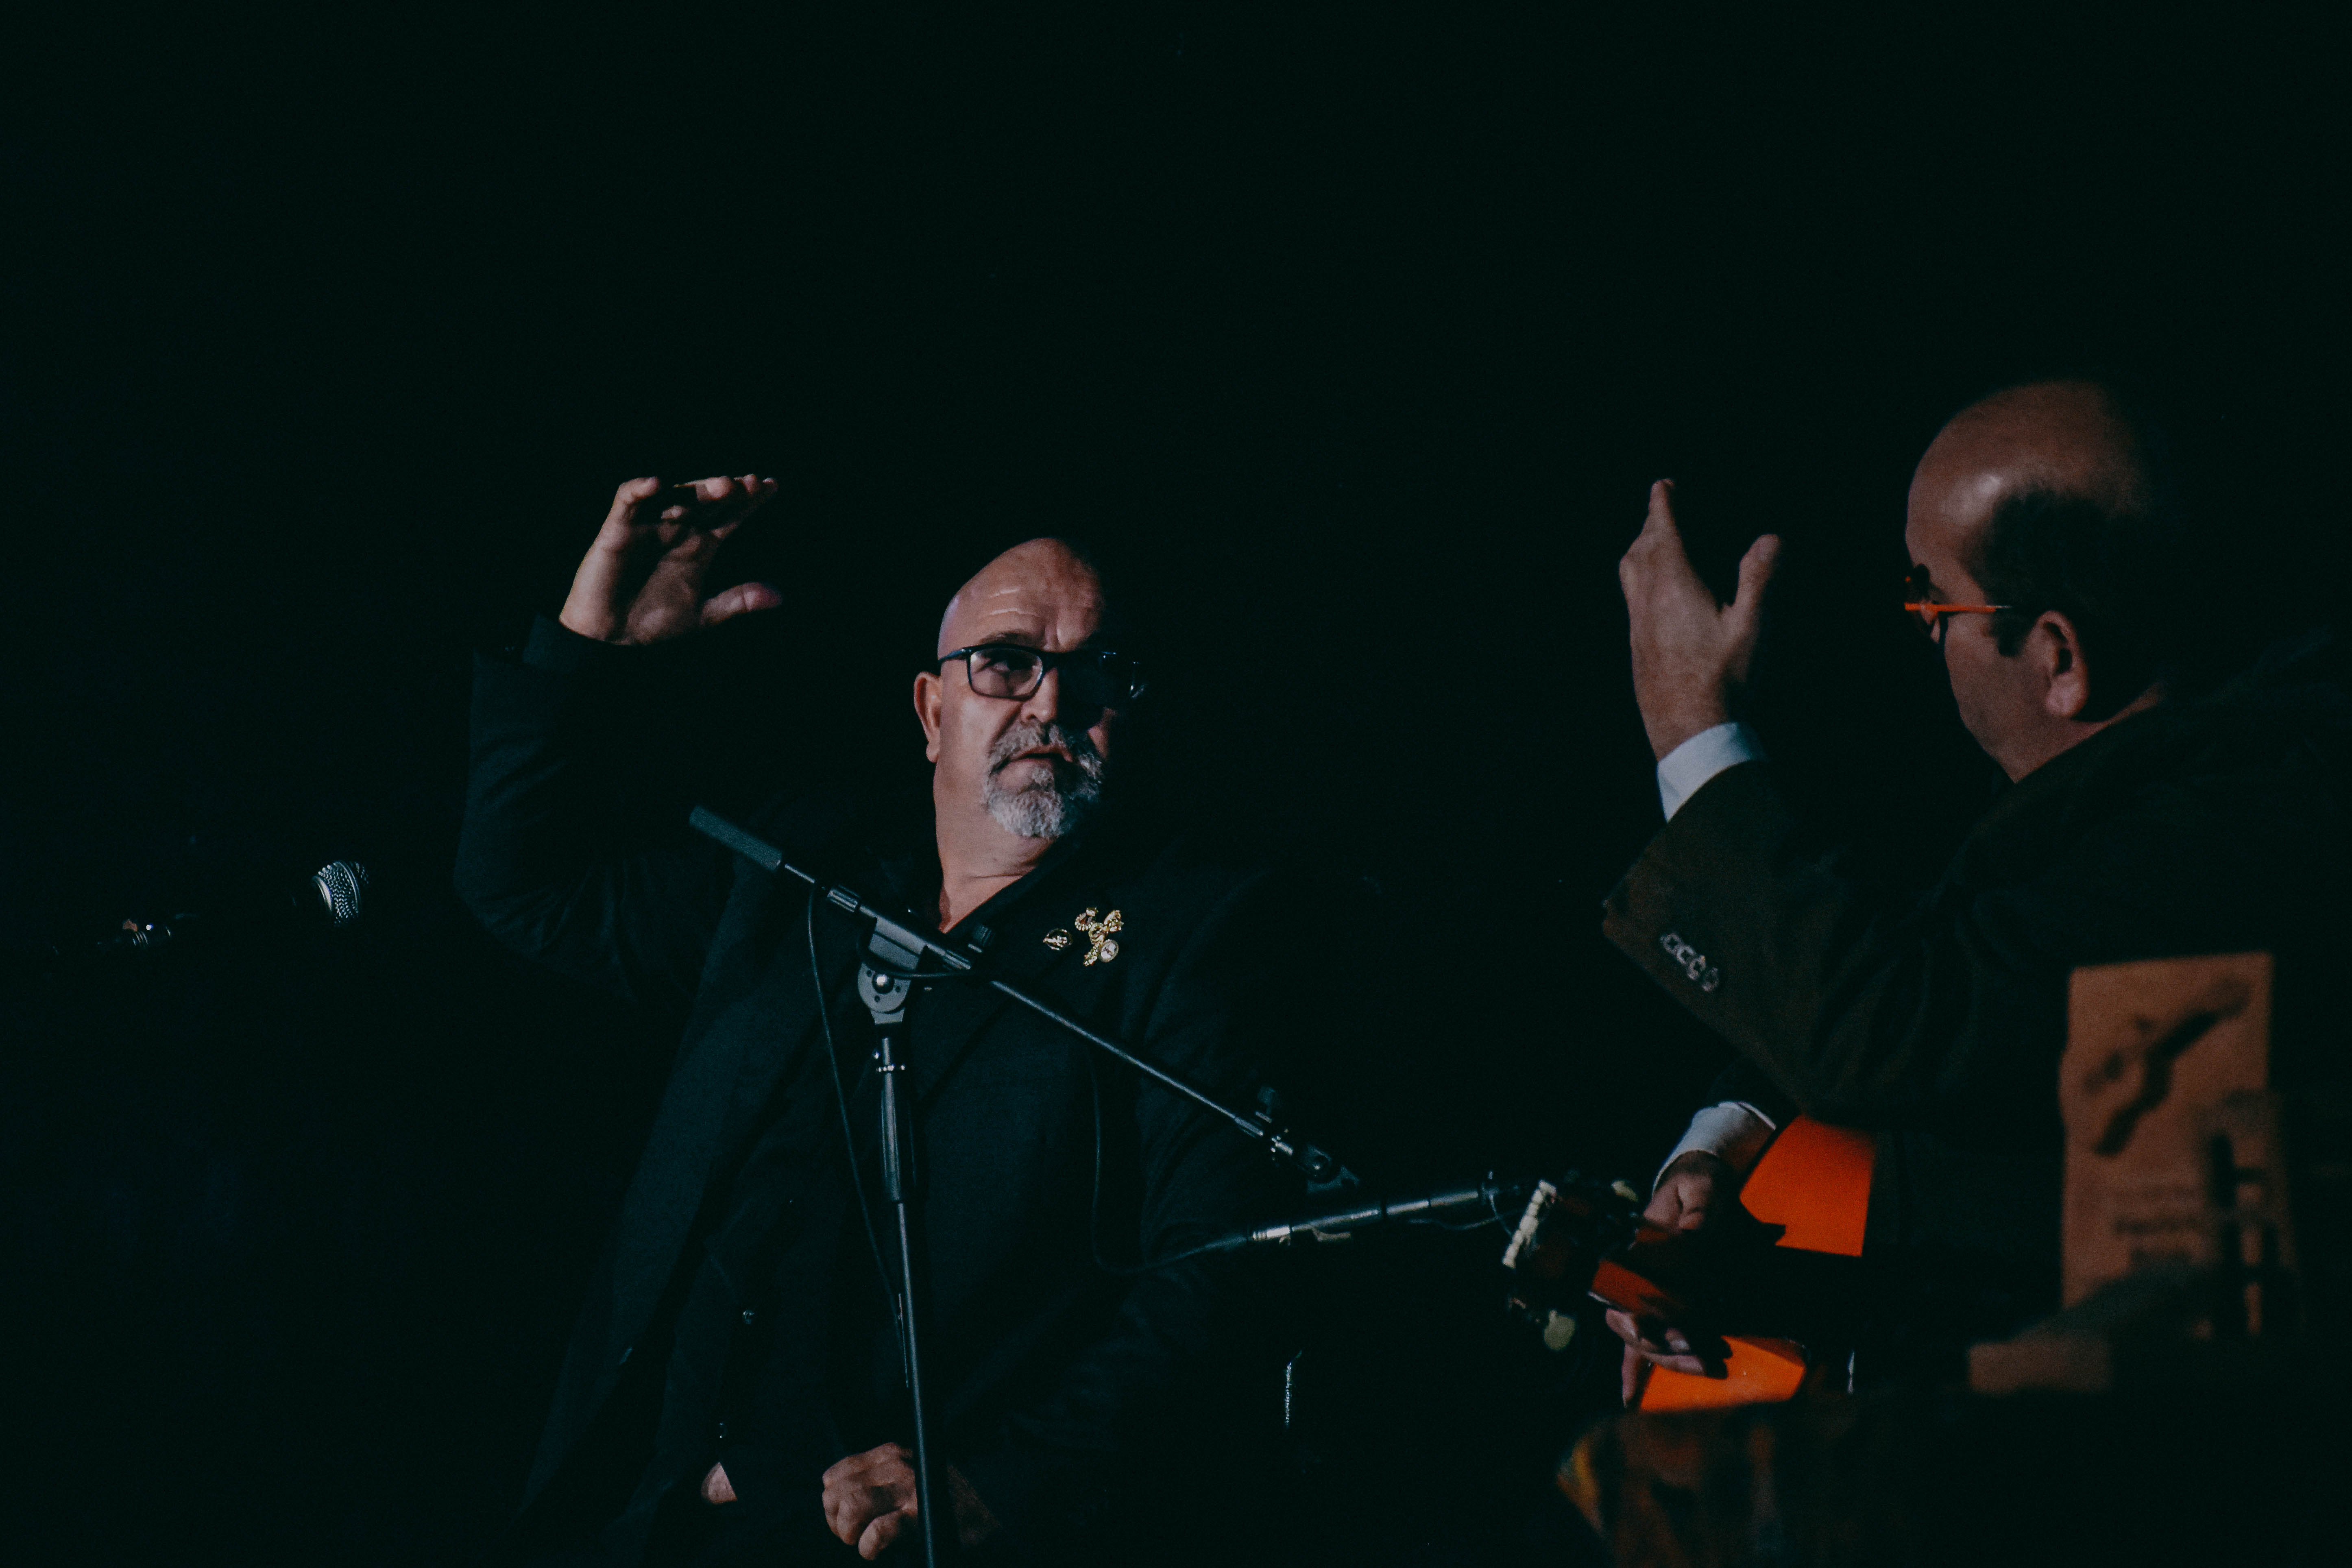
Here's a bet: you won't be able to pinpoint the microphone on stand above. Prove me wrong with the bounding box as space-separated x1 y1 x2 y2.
7 859 372 982
1205 1176 1530 1250
101 859 372 957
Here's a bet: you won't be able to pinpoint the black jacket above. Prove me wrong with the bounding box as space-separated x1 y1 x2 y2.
457 620 1287 1561
1603 632 2352 1354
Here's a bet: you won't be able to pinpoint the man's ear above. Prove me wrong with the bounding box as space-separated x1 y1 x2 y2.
2037 610 2092 722
913 670 945 762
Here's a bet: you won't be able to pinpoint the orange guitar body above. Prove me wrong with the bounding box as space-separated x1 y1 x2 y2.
1625 1116 1875 1412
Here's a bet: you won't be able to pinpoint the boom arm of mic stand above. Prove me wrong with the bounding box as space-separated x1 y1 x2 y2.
690 807 1341 1181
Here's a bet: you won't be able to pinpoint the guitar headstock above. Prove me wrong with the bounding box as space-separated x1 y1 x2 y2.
1498 1171 1655 1326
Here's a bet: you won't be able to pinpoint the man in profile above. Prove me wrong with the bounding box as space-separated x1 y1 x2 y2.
1604 380 2352 1387
458 477 1283 1563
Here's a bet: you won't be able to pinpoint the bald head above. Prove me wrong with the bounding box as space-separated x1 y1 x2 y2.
1903 377 2182 779
1910 379 2153 542
937 539 1110 661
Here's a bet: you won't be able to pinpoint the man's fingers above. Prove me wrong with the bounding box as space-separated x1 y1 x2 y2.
1617 1317 1731 1397
706 477 780 539
822 1444 917 1546
1635 480 1683 548
700 581 784 626
681 473 776 508
595 476 664 541
664 474 779 547
1729 532 1783 622
1608 1308 1695 1360
1718 532 1782 681
826 1485 881 1546
859 1506 912 1560
1622 479 1709 594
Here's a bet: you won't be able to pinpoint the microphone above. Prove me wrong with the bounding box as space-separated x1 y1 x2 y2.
103 859 371 956
1205 1176 1528 1251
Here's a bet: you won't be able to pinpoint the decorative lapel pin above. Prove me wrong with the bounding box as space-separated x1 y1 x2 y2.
1073 906 1124 966
1042 929 1072 952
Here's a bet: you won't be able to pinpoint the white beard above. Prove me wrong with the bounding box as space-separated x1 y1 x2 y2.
981 723 1107 840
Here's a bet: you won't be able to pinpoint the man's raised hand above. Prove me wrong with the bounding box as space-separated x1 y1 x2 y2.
558 474 783 645
1618 480 1780 761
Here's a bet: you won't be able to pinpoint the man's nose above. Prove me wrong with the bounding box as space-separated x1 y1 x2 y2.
1016 667 1066 726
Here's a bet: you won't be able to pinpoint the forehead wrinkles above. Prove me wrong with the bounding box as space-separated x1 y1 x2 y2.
936 559 1107 656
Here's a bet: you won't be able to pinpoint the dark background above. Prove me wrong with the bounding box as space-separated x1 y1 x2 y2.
3 4 2346 1563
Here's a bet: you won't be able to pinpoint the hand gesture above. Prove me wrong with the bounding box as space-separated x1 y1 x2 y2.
822 1442 920 1560
1618 480 1780 761
1605 1149 1733 1404
558 474 782 645
819 1444 999 1559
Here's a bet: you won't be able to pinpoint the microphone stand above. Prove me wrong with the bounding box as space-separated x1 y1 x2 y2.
855 960 938 1568
690 807 1341 1568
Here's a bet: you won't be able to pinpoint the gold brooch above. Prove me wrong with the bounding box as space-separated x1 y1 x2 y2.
1073 907 1123 966
1042 929 1072 951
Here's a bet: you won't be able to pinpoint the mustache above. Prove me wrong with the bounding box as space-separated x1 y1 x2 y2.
986 720 1105 780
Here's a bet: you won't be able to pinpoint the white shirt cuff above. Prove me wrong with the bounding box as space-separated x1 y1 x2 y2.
1657 721 1764 820
1657 1100 1779 1189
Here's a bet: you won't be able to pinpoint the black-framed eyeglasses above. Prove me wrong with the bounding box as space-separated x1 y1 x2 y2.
939 643 1149 704
1901 563 2013 640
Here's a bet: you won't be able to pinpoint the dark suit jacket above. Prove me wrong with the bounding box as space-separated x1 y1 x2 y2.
456 619 1286 1560
1603 631 2352 1355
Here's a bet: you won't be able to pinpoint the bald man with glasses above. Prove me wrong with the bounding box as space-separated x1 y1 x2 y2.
458 478 1286 1565
1603 381 2352 1392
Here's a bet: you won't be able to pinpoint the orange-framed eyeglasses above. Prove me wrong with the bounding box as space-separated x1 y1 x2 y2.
1902 564 2012 639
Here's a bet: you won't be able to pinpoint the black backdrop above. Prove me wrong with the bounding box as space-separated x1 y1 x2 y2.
4 4 2347 1563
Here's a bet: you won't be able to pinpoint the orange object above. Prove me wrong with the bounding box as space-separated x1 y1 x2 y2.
1636 1336 1809 1411
1627 1116 1874 1413
1737 1116 1875 1258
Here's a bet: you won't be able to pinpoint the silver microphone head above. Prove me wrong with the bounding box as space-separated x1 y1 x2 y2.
309 861 370 928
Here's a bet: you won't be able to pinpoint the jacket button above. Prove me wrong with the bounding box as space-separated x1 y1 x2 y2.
741 1308 757 1326
715 1421 728 1442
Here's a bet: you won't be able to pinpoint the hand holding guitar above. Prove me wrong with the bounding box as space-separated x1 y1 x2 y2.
1606 1149 1734 1403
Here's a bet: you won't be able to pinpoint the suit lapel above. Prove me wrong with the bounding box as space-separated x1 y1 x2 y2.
910 848 1136 1103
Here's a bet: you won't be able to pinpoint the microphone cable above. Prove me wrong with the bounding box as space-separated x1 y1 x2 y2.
807 887 895 1313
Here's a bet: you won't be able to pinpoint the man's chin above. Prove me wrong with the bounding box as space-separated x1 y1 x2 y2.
983 781 1105 841
994 758 1076 792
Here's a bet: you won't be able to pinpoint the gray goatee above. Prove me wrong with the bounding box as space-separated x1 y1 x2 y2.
982 720 1107 840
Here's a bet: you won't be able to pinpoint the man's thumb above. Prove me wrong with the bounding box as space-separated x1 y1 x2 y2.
1730 534 1782 625
701 581 785 626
